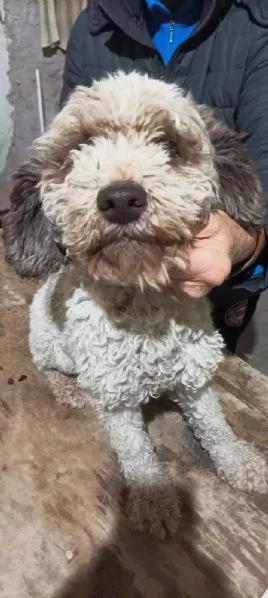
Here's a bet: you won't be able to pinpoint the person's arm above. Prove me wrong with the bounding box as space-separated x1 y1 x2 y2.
60 11 88 108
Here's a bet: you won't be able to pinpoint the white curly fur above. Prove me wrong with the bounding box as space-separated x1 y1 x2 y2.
29 266 267 537
29 73 267 537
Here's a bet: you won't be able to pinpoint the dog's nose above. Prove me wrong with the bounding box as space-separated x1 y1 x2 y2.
97 181 147 224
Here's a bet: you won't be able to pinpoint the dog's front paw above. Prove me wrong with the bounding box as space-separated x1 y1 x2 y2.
46 371 86 408
216 441 267 493
127 484 181 539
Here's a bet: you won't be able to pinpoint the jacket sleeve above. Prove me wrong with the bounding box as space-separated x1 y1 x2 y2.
60 11 88 108
236 28 268 232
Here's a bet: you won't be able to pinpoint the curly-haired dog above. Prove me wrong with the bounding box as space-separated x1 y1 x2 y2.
3 72 266 538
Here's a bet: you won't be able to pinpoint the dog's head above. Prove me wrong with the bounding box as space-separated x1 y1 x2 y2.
4 72 262 287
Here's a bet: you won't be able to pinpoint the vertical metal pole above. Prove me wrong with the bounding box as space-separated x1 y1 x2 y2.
35 68 45 133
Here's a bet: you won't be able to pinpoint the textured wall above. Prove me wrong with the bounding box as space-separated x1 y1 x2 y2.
0 0 13 178
0 0 64 210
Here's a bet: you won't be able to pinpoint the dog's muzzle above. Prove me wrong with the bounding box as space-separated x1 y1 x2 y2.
97 181 147 225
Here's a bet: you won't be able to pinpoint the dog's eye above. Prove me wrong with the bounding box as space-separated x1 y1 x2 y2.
164 138 178 159
153 133 178 158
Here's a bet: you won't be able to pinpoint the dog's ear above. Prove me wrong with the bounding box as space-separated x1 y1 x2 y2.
2 87 96 277
2 158 66 277
199 107 263 232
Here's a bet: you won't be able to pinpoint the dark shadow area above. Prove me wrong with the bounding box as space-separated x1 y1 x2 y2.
51 482 233 598
42 46 66 58
143 395 214 471
238 316 257 358
143 393 180 422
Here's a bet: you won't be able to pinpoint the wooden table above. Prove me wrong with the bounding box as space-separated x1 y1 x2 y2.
0 239 267 598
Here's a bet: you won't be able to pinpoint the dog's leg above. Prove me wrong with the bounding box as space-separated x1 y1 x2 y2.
180 386 267 493
99 407 181 538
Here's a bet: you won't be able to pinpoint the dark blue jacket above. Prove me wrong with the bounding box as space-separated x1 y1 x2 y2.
61 0 268 295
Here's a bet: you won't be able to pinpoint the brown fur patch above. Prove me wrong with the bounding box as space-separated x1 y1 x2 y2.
133 106 204 164
43 154 74 184
42 124 96 174
83 240 187 291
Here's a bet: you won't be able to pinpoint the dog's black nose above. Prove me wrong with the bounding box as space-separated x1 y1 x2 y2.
97 181 147 224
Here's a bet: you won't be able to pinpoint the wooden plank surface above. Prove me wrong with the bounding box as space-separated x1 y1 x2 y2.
0 238 267 598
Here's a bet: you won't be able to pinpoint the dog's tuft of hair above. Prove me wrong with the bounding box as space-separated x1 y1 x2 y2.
3 72 262 287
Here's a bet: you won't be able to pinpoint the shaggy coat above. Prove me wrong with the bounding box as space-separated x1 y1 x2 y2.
6 73 267 537
3 74 262 278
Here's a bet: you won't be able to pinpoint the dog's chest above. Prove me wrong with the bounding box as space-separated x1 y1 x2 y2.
65 288 223 408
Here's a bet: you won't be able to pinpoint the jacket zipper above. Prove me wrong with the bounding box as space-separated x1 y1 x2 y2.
162 45 183 81
169 19 175 44
163 20 185 80
164 15 202 80
159 21 182 80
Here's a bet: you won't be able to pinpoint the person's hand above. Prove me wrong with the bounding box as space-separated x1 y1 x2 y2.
169 211 257 299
